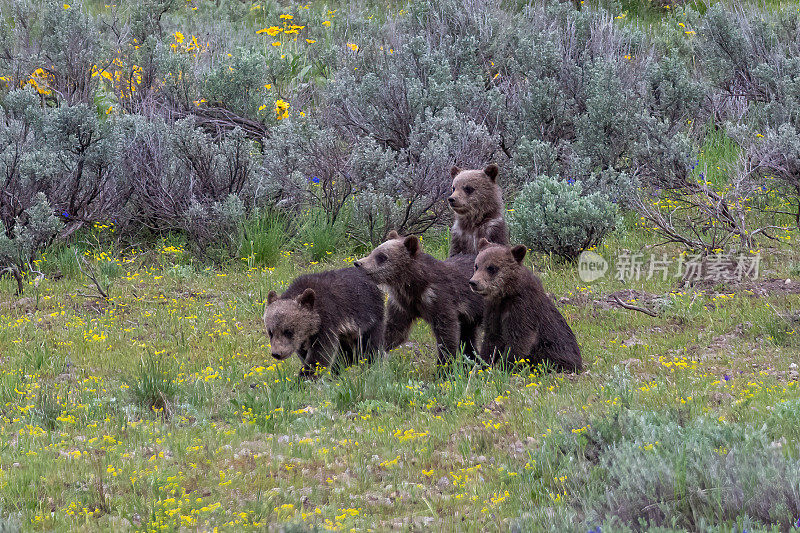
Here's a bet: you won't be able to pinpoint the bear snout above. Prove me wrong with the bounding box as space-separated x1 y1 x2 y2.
447 196 457 205
468 279 480 292
270 350 291 360
353 260 362 268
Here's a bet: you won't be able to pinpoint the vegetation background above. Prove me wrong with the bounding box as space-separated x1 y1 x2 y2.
1 0 800 530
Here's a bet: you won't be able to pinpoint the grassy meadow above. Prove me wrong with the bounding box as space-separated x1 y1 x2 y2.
1 217 800 532
4 0 800 530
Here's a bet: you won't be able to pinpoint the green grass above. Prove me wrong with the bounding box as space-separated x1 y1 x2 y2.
239 208 290 267
295 207 351 262
695 120 742 187
1 220 799 531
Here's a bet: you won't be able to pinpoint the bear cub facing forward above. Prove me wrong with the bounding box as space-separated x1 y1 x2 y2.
469 239 582 372
264 268 384 378
354 231 484 366
448 164 509 256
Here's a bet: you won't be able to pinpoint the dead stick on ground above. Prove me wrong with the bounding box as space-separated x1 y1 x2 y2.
611 295 659 317
75 250 109 300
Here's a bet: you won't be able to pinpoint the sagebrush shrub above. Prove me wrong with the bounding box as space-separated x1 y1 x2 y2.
0 193 62 293
0 0 797 259
508 176 619 261
522 408 800 531
115 114 188 232
185 193 246 260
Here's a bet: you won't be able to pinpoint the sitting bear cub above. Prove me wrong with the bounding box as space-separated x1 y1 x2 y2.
263 268 385 378
469 239 582 372
354 231 484 366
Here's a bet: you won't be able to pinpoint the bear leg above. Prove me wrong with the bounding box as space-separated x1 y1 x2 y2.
431 318 461 367
385 303 414 350
459 320 479 362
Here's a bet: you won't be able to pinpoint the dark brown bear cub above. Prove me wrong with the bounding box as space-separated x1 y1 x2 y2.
469 239 582 372
354 231 483 366
263 268 384 378
448 164 509 256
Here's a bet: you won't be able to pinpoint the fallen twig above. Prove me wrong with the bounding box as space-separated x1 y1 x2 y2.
75 250 110 300
611 295 659 317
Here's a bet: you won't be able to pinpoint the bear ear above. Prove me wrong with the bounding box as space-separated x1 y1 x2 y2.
403 235 420 257
386 230 400 241
450 165 461 179
511 244 527 264
267 290 278 305
484 164 499 182
477 238 492 251
297 288 315 309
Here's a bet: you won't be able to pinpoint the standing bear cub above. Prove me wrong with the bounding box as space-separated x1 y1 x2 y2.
263 268 384 378
354 231 484 366
448 164 509 256
469 239 582 372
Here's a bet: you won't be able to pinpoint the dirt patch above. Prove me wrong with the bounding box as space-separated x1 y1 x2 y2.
740 278 800 297
562 278 800 314
0 296 37 313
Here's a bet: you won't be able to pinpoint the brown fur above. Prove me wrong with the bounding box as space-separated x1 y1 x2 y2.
354 231 484 366
447 164 509 256
469 239 582 372
263 268 384 378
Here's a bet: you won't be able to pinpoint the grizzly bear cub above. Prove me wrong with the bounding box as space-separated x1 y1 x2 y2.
354 231 484 366
263 268 385 378
469 239 582 372
448 164 509 256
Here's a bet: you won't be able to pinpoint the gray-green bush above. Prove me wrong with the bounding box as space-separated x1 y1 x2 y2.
521 409 800 531
0 0 798 259
509 176 619 261
0 193 62 293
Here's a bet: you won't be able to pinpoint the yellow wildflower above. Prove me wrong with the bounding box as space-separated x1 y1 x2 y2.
275 99 289 120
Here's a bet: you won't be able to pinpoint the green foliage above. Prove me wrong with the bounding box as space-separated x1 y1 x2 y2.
525 409 800 531
185 193 246 260
509 176 619 261
229 364 303 432
329 360 423 412
0 0 798 258
21 343 65 375
238 208 289 267
767 399 800 445
45 244 81 279
204 48 269 118
0 193 62 293
127 353 179 412
296 206 350 262
33 384 61 431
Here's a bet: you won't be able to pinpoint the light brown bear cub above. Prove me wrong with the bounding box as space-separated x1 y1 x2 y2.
264 268 384 378
448 164 509 256
354 231 484 366
469 239 582 372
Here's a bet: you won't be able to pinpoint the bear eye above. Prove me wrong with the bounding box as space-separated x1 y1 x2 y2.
464 186 475 195
283 329 294 339
487 265 498 275
375 252 387 265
